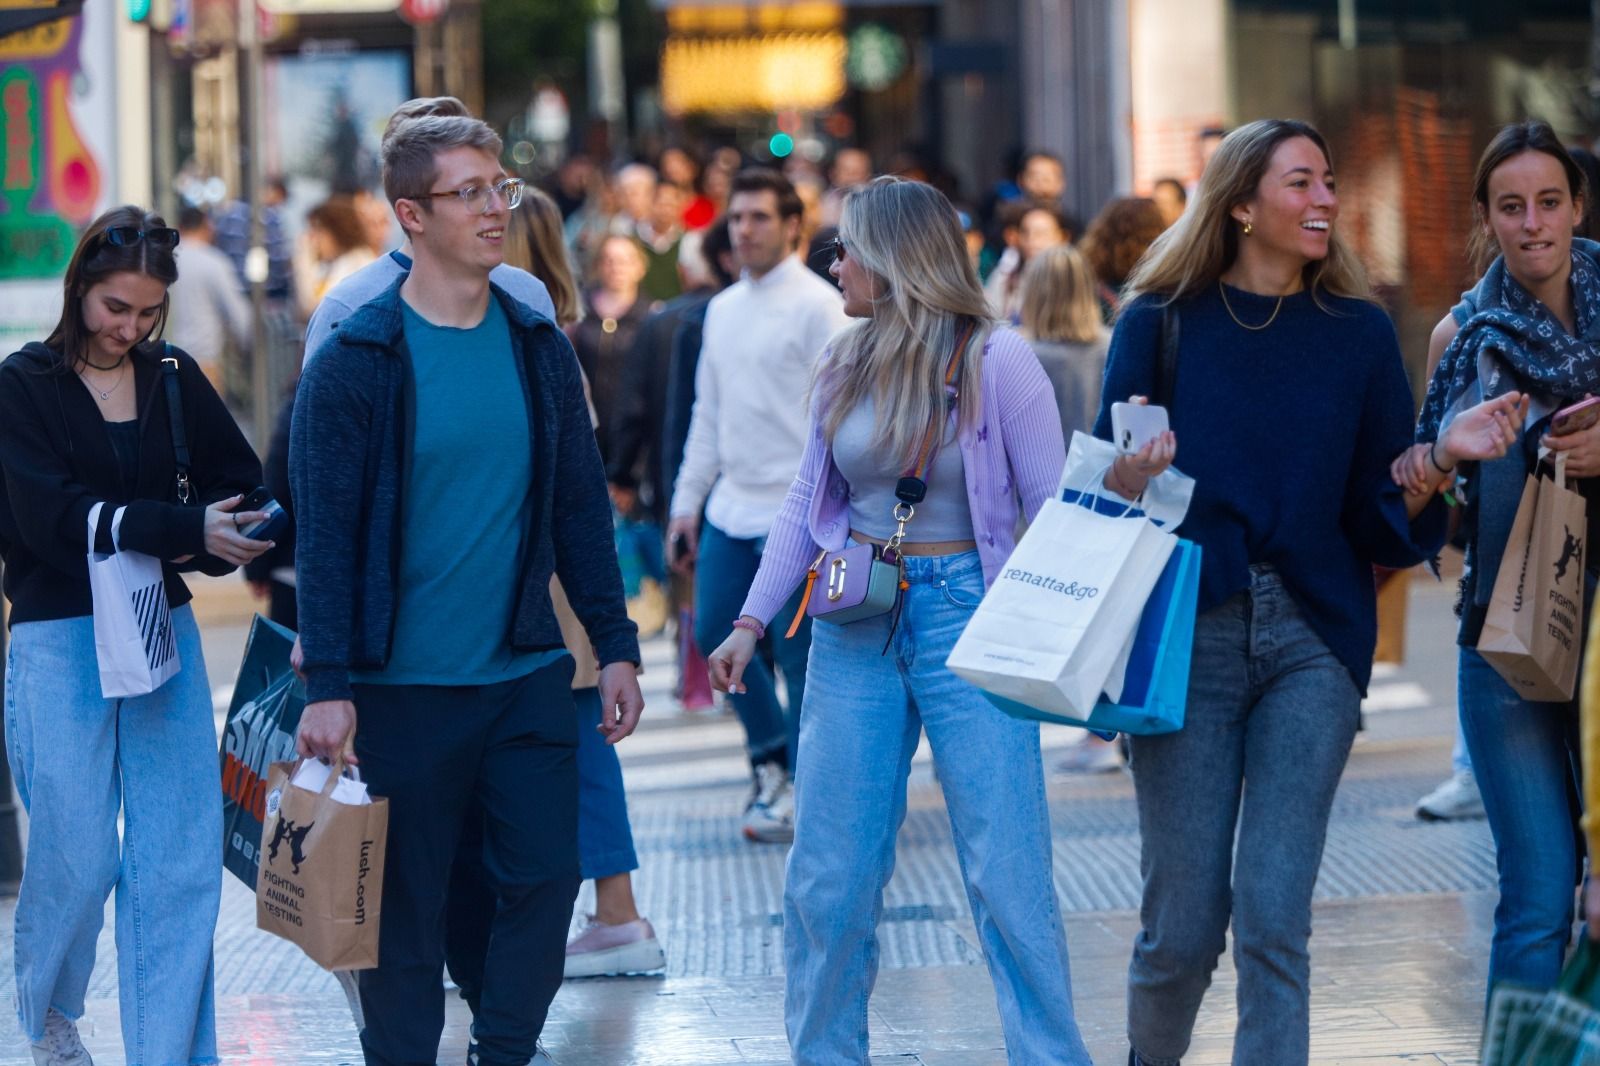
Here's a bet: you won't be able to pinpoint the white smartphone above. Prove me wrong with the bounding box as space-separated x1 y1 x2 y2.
1110 402 1170 455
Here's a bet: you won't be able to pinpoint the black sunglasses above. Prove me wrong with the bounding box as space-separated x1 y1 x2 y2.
828 235 847 263
101 226 180 250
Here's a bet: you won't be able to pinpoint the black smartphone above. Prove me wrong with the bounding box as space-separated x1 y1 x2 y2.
238 486 288 542
668 531 689 565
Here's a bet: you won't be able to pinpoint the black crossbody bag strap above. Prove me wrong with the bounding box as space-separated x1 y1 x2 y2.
1153 303 1180 409
161 343 193 504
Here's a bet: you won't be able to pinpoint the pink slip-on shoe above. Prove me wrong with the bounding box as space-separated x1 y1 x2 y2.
563 916 667 979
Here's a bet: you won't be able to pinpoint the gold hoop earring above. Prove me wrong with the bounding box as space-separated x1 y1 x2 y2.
1242 220 1254 236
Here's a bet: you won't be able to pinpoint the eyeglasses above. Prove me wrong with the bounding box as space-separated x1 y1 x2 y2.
101 226 181 249
414 177 526 215
828 235 848 263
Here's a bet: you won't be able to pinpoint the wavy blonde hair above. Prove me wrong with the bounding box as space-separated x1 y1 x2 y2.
502 185 583 327
814 177 992 467
1122 118 1369 309
1020 245 1103 344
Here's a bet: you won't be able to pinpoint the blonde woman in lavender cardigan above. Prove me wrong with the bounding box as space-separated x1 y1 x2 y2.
707 177 1092 1065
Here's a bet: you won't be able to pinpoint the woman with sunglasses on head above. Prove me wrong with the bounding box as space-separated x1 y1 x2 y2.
1096 120 1524 1066
705 177 1094 1065
0 206 267 1066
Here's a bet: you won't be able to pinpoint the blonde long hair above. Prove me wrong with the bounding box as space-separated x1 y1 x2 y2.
814 177 992 466
1122 118 1370 309
1020 245 1103 344
502 185 583 327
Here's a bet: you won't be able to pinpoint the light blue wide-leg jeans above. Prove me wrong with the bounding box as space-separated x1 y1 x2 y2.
783 551 1092 1066
4 605 221 1065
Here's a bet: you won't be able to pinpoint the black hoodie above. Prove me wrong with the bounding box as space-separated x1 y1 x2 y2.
0 340 262 626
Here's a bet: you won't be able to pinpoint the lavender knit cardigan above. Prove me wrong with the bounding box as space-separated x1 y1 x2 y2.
739 325 1067 627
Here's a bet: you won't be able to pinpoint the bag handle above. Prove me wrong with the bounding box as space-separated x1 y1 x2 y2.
161 343 193 505
1152 303 1179 409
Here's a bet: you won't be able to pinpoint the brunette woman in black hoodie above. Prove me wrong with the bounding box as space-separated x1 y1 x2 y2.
0 205 264 1066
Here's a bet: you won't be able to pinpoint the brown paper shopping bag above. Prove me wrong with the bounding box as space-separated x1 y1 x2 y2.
1478 451 1588 702
256 759 388 971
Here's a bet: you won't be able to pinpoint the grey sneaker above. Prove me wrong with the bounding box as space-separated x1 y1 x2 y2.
31 1008 93 1066
741 762 794 844
1055 735 1124 774
1416 769 1486 822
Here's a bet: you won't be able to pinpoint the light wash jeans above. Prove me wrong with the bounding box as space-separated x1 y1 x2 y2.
1457 648 1583 999
1126 566 1360 1066
4 605 221 1066
784 551 1092 1066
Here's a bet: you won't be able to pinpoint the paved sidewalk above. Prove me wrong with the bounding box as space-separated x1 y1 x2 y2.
0 573 1500 1064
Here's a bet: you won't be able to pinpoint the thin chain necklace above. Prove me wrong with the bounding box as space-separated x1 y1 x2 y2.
81 362 130 402
1218 280 1284 331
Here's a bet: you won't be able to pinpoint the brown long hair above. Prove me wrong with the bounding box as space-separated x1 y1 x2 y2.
45 205 179 372
502 186 583 327
1122 118 1370 309
1468 120 1588 272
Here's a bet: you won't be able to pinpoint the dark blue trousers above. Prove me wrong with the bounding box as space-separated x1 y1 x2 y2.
352 658 581 1066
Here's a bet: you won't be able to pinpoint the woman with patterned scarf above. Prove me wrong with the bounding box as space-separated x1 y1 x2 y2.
1401 120 1600 1004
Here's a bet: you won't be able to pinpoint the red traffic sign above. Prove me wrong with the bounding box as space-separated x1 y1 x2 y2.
399 0 445 23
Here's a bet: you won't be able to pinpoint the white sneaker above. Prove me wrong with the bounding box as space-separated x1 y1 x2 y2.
1416 769 1486 821
563 915 667 978
741 762 794 844
31 1008 93 1066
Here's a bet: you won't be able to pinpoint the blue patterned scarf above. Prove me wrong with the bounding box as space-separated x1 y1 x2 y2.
1416 239 1600 618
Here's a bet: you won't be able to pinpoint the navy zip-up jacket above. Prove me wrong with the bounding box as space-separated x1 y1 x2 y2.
289 276 639 704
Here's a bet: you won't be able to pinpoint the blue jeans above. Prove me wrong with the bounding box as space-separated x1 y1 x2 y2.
574 685 641 880
1458 648 1583 998
784 552 1092 1065
4 606 220 1065
694 520 810 768
1126 566 1360 1066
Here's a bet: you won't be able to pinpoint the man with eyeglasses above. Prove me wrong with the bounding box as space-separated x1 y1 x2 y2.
300 97 556 368
290 113 643 1066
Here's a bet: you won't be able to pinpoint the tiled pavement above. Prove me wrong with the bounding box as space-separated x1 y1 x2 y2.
0 573 1502 1064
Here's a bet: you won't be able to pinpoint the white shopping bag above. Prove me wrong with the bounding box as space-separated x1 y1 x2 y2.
947 495 1177 717
87 501 181 698
1058 431 1194 531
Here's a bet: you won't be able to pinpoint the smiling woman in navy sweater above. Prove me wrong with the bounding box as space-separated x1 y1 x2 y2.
1096 120 1527 1066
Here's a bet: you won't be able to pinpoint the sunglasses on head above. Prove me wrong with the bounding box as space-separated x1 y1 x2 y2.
101 226 181 250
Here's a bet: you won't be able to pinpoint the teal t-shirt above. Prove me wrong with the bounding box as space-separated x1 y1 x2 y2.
354 297 567 686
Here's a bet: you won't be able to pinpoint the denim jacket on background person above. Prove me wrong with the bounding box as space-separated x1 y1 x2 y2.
289 276 640 704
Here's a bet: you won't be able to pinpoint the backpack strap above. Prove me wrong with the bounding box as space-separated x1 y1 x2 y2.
1153 303 1180 409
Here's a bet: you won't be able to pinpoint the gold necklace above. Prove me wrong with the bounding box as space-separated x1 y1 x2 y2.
1218 280 1284 331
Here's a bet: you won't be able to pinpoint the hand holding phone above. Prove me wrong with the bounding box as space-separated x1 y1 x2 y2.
1111 401 1171 455
238 486 288 542
1552 396 1600 437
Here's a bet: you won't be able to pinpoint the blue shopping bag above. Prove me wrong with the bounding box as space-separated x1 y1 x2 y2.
984 539 1200 735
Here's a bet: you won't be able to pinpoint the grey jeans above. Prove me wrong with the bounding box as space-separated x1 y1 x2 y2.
1126 565 1360 1066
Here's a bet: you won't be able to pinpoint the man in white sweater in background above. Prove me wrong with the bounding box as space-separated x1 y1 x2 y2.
667 167 849 844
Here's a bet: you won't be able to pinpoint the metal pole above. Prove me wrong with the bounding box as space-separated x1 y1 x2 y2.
240 0 270 448
0 565 26 896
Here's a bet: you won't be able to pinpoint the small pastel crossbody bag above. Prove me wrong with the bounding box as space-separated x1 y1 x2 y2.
785 321 977 644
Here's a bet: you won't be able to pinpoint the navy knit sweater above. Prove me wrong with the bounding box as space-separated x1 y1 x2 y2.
1094 285 1448 694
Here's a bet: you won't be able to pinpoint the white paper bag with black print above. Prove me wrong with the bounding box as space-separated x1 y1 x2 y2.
86 501 180 698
